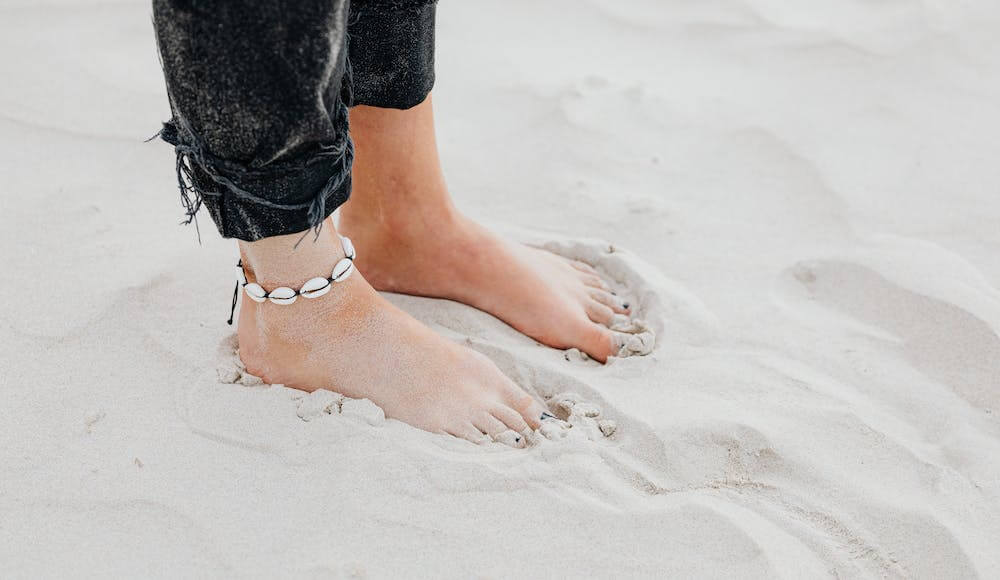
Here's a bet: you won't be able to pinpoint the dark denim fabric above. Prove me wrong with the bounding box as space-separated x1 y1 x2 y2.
153 0 437 241
350 0 437 109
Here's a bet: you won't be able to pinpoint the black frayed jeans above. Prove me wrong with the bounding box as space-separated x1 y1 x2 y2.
153 0 436 241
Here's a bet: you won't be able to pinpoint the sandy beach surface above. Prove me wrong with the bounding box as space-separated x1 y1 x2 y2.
3 0 1000 577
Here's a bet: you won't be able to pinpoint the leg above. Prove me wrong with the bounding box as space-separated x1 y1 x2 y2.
154 0 354 239
342 2 634 362
348 0 437 111
340 99 631 362
153 0 544 440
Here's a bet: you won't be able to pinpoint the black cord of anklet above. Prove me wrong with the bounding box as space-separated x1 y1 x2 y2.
226 279 240 325
227 259 246 326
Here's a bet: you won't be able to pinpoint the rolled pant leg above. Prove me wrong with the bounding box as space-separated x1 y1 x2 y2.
153 0 353 241
348 0 437 109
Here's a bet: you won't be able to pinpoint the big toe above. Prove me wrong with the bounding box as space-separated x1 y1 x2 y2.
503 388 546 431
579 322 619 363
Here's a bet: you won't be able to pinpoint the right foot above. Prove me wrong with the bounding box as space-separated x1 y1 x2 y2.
236 225 546 443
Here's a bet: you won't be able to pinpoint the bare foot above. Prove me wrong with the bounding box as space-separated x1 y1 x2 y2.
341 97 634 362
339 209 630 362
236 226 546 442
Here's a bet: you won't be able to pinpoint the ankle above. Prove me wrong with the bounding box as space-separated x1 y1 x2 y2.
238 225 345 288
340 198 463 242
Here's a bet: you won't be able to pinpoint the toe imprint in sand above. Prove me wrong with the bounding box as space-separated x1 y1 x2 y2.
612 324 656 358
216 349 266 387
216 339 385 426
609 315 647 334
295 391 385 426
535 391 618 442
340 398 386 426
528 235 664 359
537 420 571 440
563 317 656 362
295 389 344 421
215 336 610 446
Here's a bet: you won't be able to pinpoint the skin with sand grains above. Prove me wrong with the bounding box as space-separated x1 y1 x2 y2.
237 225 549 443
339 98 650 363
232 96 653 444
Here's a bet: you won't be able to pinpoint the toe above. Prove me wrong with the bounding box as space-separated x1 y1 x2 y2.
569 260 599 275
492 405 531 434
492 372 545 430
447 423 490 444
589 289 630 314
580 273 610 291
474 412 511 440
585 300 616 326
579 322 619 363
509 390 548 430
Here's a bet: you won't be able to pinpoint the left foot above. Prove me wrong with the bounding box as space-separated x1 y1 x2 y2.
339 208 632 362
342 97 639 362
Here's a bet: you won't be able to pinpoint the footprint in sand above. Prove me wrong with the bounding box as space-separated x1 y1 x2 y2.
213 334 618 448
213 337 387 426
543 391 618 439
204 258 903 577
532 236 659 359
391 233 670 362
205 234 672 450
786 259 1000 411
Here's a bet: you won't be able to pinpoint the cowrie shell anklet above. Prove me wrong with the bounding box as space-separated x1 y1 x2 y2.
228 235 356 324
242 234 356 305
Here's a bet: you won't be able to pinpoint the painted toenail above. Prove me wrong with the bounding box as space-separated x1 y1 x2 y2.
622 302 630 309
540 411 556 421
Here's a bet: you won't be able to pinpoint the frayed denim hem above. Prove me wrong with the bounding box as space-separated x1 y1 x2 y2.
155 100 354 243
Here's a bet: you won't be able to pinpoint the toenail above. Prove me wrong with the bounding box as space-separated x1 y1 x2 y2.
540 411 556 421
622 302 630 309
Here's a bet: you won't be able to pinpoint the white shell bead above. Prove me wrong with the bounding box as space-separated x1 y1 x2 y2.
239 237 356 307
340 236 356 260
244 283 267 303
300 276 332 299
268 286 298 305
331 258 354 282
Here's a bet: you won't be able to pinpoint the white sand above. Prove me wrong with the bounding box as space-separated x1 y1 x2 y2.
2 0 999 577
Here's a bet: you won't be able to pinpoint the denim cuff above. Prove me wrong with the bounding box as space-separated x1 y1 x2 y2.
349 0 437 109
159 105 354 242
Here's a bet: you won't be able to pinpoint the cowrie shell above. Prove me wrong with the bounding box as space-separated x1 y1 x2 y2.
340 236 356 260
300 277 332 299
331 258 354 282
244 283 267 303
268 286 298 305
